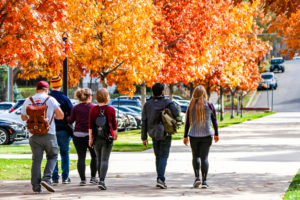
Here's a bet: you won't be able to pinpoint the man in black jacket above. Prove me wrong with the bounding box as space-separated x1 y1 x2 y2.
141 83 179 189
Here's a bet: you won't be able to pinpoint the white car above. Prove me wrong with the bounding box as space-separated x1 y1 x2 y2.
0 102 15 113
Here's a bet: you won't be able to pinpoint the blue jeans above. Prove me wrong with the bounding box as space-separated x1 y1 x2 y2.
52 130 71 181
152 136 171 182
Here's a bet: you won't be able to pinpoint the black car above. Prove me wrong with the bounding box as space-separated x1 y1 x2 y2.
0 119 28 145
270 57 285 73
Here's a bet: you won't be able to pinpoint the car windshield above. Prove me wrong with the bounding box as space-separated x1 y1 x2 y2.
261 74 273 79
0 104 12 110
271 59 283 64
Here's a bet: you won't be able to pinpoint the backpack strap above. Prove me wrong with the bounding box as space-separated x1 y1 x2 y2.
29 97 36 106
49 112 55 126
42 97 50 105
98 105 109 114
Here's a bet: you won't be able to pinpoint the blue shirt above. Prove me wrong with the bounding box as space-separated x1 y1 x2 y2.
49 90 73 132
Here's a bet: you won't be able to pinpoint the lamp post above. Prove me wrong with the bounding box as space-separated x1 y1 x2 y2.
62 32 68 96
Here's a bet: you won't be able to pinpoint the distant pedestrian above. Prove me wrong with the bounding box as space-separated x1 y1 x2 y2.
141 83 179 189
89 88 118 190
49 76 73 185
21 81 64 193
67 88 98 186
184 85 219 188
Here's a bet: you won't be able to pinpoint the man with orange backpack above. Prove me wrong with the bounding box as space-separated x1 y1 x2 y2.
21 81 64 193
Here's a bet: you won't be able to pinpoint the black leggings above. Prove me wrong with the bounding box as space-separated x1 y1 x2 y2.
73 136 97 181
94 138 113 182
190 136 212 181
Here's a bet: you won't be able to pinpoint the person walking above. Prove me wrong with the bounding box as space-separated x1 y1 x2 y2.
21 81 64 193
49 76 73 185
67 88 98 186
89 88 118 190
183 85 219 189
141 83 179 189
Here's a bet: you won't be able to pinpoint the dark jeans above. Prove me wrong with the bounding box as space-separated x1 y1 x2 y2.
73 136 97 181
29 134 58 192
190 136 212 181
152 136 171 182
52 130 71 181
94 137 113 182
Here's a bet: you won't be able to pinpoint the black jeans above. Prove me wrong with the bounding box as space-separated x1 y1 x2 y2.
73 136 97 181
152 136 172 182
189 136 212 181
94 137 113 182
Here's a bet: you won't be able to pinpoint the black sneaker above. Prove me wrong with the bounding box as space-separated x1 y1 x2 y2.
193 178 201 188
90 177 98 185
98 181 107 190
52 179 59 186
62 178 71 184
201 181 209 189
79 180 86 186
40 181 55 192
156 179 167 189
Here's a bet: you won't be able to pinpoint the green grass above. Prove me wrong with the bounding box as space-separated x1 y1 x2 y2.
18 87 36 98
0 159 91 180
0 112 273 154
284 169 300 200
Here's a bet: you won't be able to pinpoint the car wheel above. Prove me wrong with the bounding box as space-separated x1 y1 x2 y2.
0 128 10 145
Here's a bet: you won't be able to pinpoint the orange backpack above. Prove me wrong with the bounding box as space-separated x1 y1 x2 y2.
26 97 54 135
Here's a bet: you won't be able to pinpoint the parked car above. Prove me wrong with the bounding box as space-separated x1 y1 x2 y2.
0 102 15 113
126 106 142 114
109 99 141 107
9 99 25 113
0 99 25 125
258 72 278 90
173 99 188 113
0 118 28 145
270 57 285 73
115 96 141 102
114 108 138 130
164 95 183 100
113 106 141 128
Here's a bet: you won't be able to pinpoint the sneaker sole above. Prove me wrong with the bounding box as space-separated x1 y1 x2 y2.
156 183 167 189
40 181 55 192
201 185 209 189
193 181 201 188
98 185 106 190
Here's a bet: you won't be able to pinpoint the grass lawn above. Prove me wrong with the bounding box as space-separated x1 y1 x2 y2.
0 159 90 180
0 111 273 154
284 169 300 200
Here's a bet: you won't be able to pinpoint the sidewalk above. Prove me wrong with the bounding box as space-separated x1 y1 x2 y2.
0 112 299 200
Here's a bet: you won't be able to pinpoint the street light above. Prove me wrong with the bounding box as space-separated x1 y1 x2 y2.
62 32 68 96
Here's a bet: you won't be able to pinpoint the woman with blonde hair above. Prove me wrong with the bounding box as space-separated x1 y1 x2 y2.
184 85 219 188
67 88 97 186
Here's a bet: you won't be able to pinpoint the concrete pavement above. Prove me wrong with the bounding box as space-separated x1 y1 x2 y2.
0 112 299 200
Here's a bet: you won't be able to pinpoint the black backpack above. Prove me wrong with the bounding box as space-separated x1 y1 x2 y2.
95 106 113 144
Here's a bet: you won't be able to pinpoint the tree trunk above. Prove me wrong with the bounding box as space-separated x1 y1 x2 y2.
206 86 211 101
240 94 244 118
189 82 194 98
230 89 235 119
236 94 240 116
220 86 224 121
168 84 174 100
101 76 108 88
141 82 146 109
